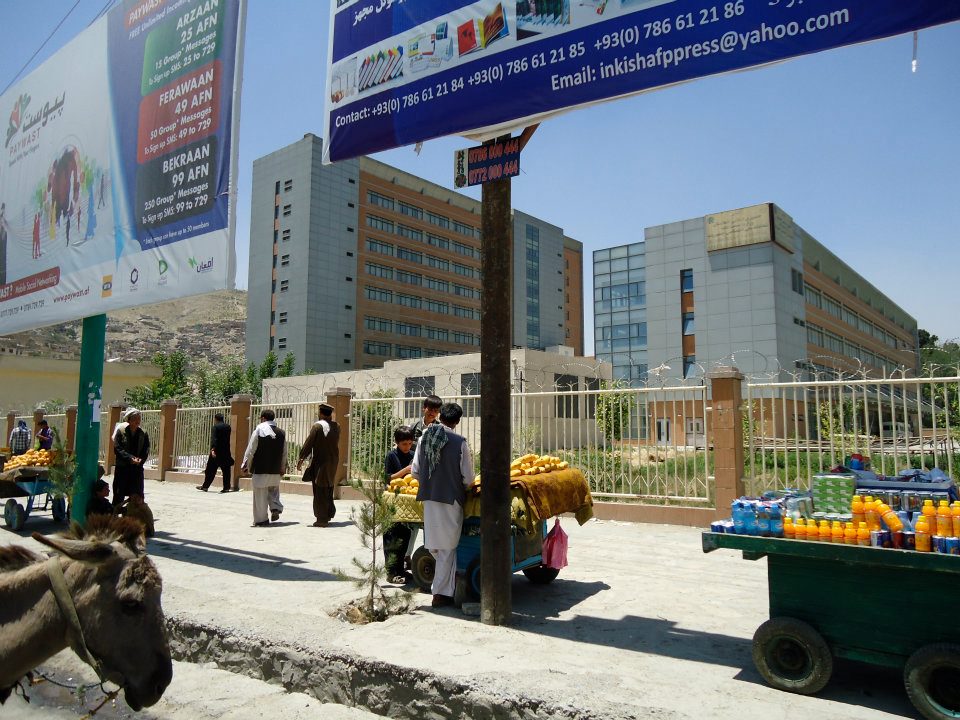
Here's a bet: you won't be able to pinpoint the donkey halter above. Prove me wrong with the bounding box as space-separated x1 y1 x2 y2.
46 556 105 682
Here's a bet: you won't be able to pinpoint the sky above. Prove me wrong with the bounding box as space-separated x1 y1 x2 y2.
1 1 959 353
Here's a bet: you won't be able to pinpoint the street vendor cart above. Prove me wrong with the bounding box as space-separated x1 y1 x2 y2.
702 532 960 720
385 462 594 605
1 465 66 530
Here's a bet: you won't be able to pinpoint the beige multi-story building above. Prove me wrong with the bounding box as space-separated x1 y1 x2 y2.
246 134 584 374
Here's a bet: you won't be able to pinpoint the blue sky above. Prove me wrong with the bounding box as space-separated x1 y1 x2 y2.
2 1 958 351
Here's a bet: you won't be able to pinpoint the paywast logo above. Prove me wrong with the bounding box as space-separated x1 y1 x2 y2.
188 256 214 274
101 275 113 297
5 93 30 148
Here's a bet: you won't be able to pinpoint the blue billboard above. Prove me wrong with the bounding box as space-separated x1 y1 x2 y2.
323 0 960 162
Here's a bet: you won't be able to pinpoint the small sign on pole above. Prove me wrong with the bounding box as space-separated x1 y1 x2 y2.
454 137 521 188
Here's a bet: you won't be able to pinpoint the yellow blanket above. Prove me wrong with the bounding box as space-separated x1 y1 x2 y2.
469 468 593 527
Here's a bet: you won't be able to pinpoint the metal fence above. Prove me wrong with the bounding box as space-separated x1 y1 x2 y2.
249 401 326 476
98 411 109 460
350 384 713 505
744 374 960 494
140 409 162 469
171 406 228 472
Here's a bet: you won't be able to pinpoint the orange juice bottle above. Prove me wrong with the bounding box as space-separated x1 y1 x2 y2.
876 501 903 532
843 522 857 545
830 522 844 544
864 496 881 531
952 501 960 537
783 517 795 539
793 518 807 541
818 521 832 543
936 500 952 537
851 495 865 527
856 521 871 546
921 500 938 533
915 518 932 552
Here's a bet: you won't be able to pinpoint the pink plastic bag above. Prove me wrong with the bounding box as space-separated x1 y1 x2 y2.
541 518 568 569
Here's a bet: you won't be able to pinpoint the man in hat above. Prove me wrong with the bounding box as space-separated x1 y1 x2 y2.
297 403 340 527
240 409 286 527
197 412 234 492
112 407 150 510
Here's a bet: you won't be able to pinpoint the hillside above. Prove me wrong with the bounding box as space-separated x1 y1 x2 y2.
0 290 247 364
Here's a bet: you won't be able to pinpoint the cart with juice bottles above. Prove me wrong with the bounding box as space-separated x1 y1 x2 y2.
702 531 960 720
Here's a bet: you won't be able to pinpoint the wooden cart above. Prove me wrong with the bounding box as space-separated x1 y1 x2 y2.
1 467 66 530
702 532 960 720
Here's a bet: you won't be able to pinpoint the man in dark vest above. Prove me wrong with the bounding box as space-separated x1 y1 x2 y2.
240 409 285 527
197 412 234 492
297 403 341 527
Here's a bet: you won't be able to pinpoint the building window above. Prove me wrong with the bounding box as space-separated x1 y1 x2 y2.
395 345 422 359
680 269 693 293
405 376 435 417
396 293 422 309
426 254 449 271
281 229 291 241
453 221 475 237
427 327 449 341
426 233 450 251
452 262 475 278
398 201 423 219
425 299 449 314
366 215 394 233
365 316 393 332
278 312 288 324
791 268 804 294
365 286 393 303
683 355 697 379
804 284 822 308
453 241 478 259
397 225 423 242
682 312 695 336
280 254 290 267
366 238 394 256
396 270 422 286
396 322 422 336
427 212 450 229
461 372 481 416
367 191 394 210
453 305 478 320
278 337 287 350
426 277 449 292
282 204 291 217
283 179 293 192
793 317 806 327
279 279 289 292
554 374 579 418
363 340 392 356
397 247 423 263
453 284 479 299
365 262 393 280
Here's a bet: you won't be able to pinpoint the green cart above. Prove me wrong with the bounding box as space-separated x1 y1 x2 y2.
702 533 960 720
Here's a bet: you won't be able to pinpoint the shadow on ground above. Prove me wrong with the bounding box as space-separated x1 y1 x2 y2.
149 530 339 582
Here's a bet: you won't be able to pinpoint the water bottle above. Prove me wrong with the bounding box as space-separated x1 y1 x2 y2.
732 500 746 535
756 502 771 537
744 500 760 536
769 504 784 538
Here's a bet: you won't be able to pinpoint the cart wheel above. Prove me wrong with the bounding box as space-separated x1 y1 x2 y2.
522 565 560 584
51 497 67 523
464 558 482 601
752 617 833 695
4 499 26 531
453 575 467 608
904 643 960 720
410 547 435 593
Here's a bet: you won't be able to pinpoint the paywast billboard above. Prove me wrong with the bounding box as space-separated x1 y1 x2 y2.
0 0 245 334
323 0 960 162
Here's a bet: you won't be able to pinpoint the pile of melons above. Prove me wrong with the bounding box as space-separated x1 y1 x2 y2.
509 453 568 478
4 448 54 470
388 474 420 496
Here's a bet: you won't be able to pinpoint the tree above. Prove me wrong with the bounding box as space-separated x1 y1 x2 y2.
594 380 637 441
349 391 401 480
125 350 190 406
918 328 939 349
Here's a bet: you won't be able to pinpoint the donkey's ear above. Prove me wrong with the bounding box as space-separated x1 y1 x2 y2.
31 533 115 564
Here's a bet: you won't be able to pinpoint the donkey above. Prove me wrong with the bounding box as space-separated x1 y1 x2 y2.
0 515 172 710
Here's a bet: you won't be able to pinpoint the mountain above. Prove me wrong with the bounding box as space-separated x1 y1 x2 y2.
0 290 247 364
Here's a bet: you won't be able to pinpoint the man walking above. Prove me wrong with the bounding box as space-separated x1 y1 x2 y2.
412 403 474 608
297 403 340 527
197 412 234 492
240 409 285 527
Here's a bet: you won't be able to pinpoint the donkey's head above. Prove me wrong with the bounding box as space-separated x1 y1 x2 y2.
32 515 172 710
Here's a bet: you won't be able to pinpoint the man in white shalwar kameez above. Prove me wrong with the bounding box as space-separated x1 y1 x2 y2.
240 409 286 527
412 402 474 607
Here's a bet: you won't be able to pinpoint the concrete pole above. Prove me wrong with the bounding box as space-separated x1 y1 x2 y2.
106 403 125 473
230 394 255 487
708 367 746 514
326 388 352 496
479 140 513 626
65 405 78 452
158 400 180 479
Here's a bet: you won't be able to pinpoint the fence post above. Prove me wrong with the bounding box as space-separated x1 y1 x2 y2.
326 387 352 497
230 394 255 488
6 412 15 447
65 405 78 452
106 403 125 471
708 367 745 513
158 400 179 480
33 408 45 437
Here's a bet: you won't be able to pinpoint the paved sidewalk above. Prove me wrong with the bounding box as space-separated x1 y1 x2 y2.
6 480 919 720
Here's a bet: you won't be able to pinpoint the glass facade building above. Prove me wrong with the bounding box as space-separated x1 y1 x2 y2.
593 242 648 385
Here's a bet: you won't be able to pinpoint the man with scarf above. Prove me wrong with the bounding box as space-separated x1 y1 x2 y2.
240 409 286 527
296 402 340 527
412 402 474 608
112 408 150 510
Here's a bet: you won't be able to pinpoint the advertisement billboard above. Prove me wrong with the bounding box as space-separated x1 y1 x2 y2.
0 0 245 334
323 0 960 163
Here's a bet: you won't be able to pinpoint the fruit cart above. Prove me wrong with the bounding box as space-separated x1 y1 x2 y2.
0 465 66 531
702 532 960 720
391 462 594 605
